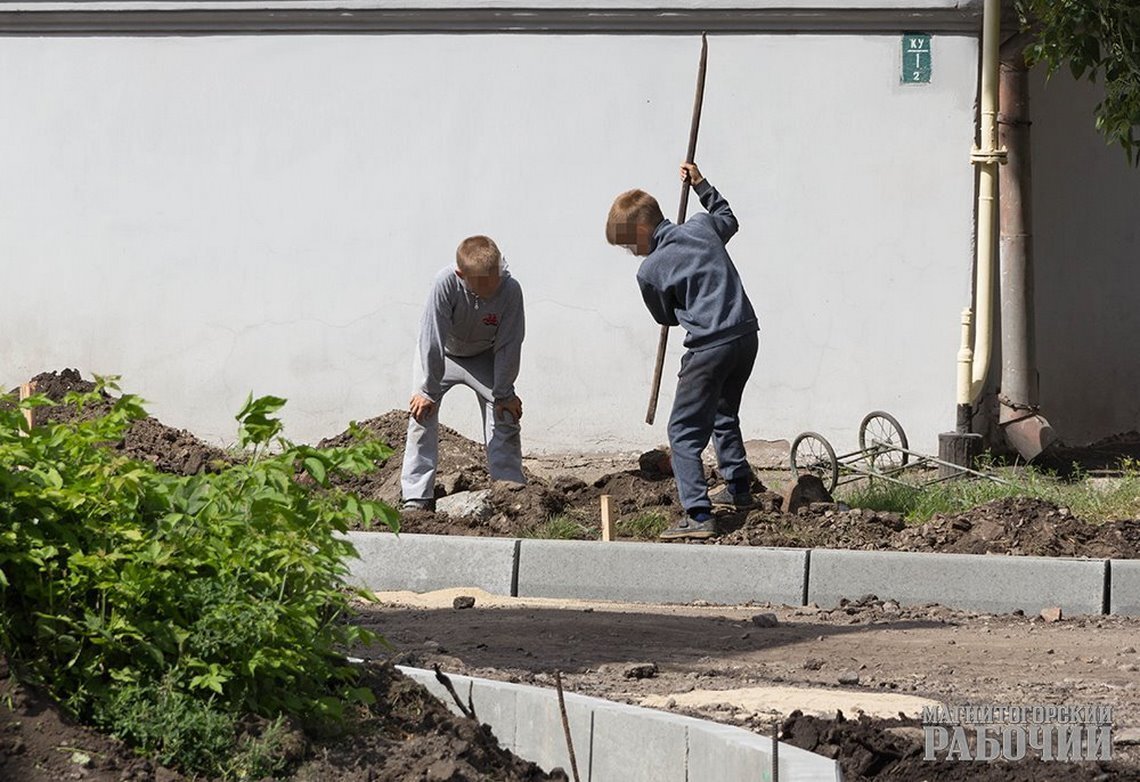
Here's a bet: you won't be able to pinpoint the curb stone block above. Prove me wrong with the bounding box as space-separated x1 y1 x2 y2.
808 549 1106 615
517 539 807 605
401 666 473 717
467 678 520 752
590 701 687 782
343 531 518 594
513 684 594 777
1110 559 1140 616
685 718 843 782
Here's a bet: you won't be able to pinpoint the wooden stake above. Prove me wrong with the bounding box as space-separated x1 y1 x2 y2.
600 495 615 541
18 381 36 430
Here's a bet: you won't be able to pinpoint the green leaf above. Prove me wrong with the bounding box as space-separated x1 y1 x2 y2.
303 456 327 485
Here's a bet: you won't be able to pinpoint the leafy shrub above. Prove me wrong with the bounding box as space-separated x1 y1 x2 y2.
0 379 397 777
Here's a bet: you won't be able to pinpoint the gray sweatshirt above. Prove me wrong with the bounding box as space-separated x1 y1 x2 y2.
636 179 758 349
417 266 525 403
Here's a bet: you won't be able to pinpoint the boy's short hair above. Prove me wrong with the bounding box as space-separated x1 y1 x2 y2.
456 235 502 276
605 189 665 245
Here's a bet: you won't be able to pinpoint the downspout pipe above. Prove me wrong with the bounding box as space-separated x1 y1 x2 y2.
957 0 1005 424
997 36 1056 461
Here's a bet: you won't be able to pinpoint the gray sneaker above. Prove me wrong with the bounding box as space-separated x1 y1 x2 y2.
400 498 435 512
709 486 756 510
659 515 718 540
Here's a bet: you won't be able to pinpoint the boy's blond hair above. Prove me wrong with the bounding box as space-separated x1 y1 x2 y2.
605 189 665 245
456 235 502 276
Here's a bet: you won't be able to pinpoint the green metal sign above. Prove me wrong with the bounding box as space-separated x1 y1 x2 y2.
902 33 932 84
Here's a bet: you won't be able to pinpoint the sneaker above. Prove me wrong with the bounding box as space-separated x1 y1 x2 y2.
400 498 435 512
709 485 756 510
658 514 718 541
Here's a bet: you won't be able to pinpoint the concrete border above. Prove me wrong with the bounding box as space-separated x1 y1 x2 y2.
806 549 1108 615
343 531 517 595
342 530 1140 616
1110 559 1140 616
397 664 844 782
516 538 808 606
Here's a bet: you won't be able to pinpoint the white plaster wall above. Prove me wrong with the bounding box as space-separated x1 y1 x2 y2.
1030 68 1140 447
0 33 977 454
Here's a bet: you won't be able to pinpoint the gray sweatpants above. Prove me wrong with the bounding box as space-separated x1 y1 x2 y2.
401 350 524 502
668 331 759 513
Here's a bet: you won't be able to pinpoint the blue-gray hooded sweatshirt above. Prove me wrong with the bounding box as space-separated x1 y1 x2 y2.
636 179 758 349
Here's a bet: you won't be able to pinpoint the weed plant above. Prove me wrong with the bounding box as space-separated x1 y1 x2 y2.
840 457 1140 524
616 512 670 540
0 379 397 778
523 511 598 540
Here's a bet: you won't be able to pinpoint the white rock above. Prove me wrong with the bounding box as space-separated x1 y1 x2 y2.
435 489 494 520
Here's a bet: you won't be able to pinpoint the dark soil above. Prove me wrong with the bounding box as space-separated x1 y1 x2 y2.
15 369 230 476
321 409 1140 559
716 497 1140 558
0 655 564 782
780 710 1120 781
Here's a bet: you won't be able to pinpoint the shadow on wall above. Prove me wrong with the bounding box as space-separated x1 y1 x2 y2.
1031 66 1140 447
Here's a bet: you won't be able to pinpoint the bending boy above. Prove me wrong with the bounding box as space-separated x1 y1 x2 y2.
606 163 759 539
400 235 526 511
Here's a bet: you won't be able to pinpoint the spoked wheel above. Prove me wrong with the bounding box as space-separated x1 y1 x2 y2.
790 431 839 493
858 411 909 472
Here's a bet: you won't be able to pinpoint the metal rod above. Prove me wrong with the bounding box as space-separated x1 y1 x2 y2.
646 32 708 425
843 441 1021 487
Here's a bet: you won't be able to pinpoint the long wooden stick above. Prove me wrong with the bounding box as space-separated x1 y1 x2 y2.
646 32 709 425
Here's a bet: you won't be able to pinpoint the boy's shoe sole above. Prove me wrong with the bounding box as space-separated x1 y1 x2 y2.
400 499 435 512
658 518 718 540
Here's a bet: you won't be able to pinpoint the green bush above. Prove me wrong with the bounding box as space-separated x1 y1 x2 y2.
0 379 397 777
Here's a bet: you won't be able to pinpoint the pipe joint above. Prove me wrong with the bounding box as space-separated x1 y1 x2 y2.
970 145 1008 165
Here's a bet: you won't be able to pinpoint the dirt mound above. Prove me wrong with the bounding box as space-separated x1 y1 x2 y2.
717 506 908 550
15 369 231 476
321 416 1140 558
716 497 1140 559
780 710 1121 780
323 411 688 535
319 409 497 506
896 496 1140 558
0 655 563 782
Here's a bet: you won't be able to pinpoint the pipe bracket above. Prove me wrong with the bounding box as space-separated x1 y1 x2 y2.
970 145 1008 165
998 394 1037 412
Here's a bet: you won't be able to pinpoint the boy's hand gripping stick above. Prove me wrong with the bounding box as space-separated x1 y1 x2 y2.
646 32 708 425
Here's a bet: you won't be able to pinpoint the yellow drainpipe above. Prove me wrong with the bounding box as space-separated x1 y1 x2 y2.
958 0 1007 408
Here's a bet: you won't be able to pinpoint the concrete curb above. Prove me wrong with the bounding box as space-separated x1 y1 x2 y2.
344 531 518 595
343 531 1140 615
806 549 1108 615
1110 560 1140 616
516 538 807 605
397 665 844 782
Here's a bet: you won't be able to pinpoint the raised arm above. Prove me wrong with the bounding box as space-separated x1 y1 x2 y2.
681 162 738 243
